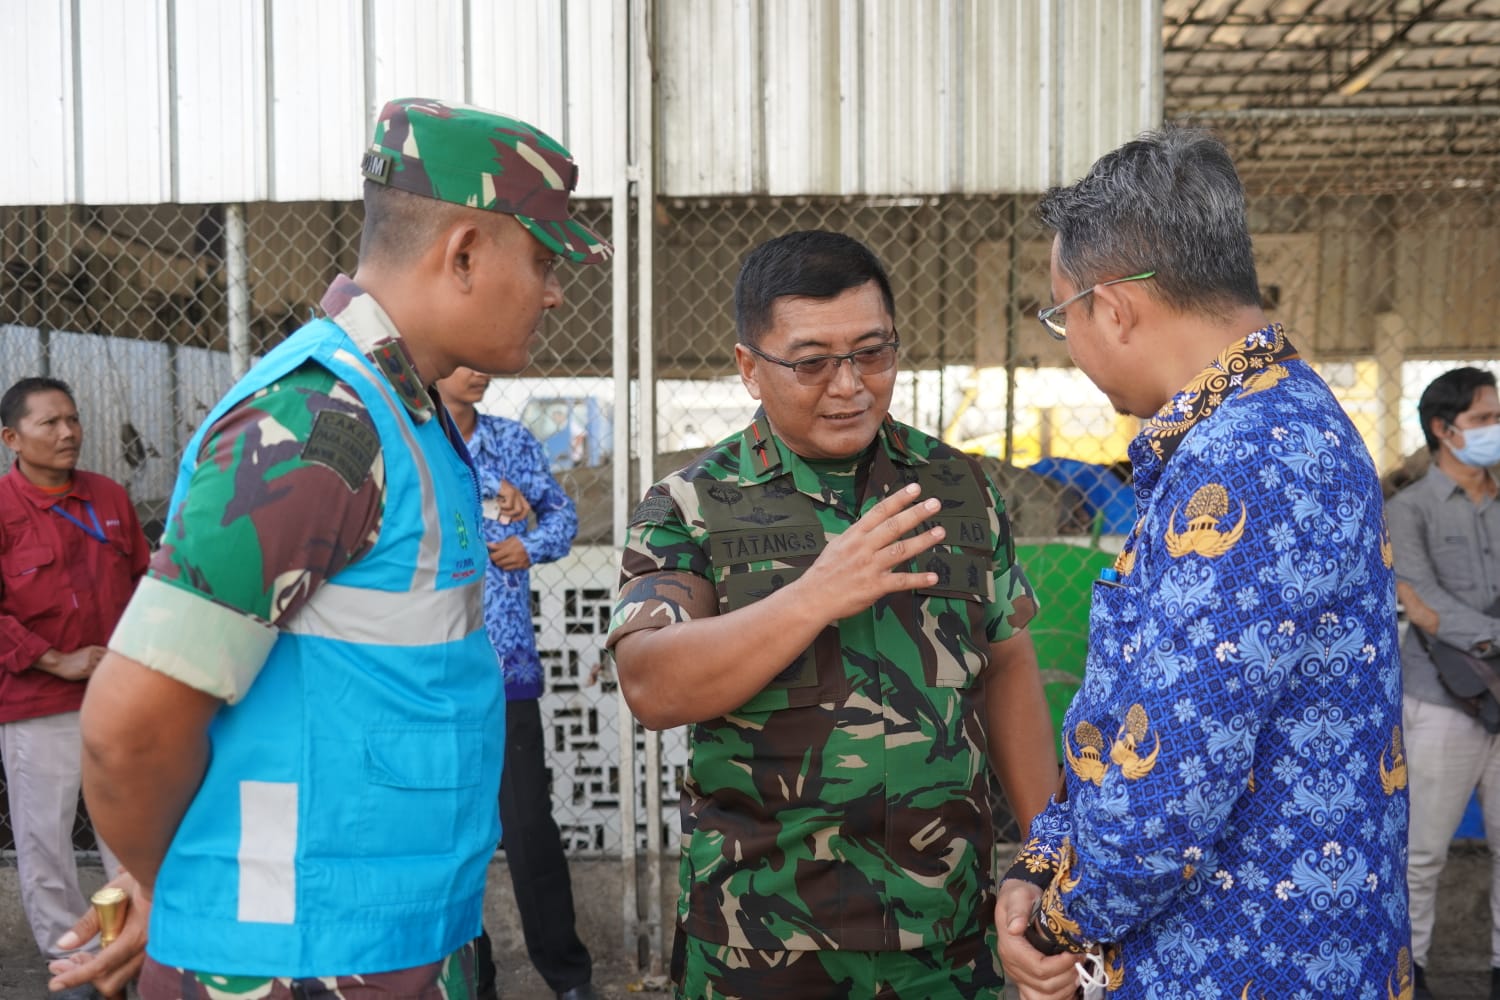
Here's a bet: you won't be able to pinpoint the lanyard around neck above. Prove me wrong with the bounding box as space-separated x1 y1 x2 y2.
50 499 108 544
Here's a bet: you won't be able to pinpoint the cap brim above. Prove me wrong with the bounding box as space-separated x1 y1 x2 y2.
517 214 613 265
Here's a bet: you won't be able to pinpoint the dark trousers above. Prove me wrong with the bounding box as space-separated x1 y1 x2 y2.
476 697 593 998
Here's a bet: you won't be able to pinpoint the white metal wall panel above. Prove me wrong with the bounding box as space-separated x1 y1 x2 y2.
1 0 74 204
658 0 759 195
1056 0 1159 185
266 0 366 202
467 0 616 198
368 0 466 123
175 344 235 449
856 0 955 194
965 1 1051 193
49 331 174 501
761 0 841 194
75 0 172 204
562 0 618 198
174 0 268 203
6 0 1155 205
0 326 44 391
656 0 1160 196
471 2 566 152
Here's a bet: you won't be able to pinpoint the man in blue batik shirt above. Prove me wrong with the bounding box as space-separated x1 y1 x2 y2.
995 127 1409 1000
436 368 596 1000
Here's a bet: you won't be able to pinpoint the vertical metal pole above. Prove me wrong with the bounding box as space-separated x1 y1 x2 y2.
36 212 52 377
633 0 664 979
612 0 640 971
225 204 251 379
1003 198 1020 464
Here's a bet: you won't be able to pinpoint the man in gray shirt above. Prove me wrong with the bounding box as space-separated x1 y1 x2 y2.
1389 365 1500 1000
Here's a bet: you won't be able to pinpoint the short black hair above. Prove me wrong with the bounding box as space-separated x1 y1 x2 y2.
1417 366 1497 453
1 377 74 430
733 230 896 346
1037 125 1261 322
358 181 469 266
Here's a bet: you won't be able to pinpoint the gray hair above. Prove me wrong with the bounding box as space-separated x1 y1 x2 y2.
1037 125 1260 321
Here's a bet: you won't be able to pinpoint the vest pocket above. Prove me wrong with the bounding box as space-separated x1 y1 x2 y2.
361 724 482 857
734 626 846 713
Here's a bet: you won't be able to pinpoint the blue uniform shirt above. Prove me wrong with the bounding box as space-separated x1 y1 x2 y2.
468 413 579 701
1010 324 1410 999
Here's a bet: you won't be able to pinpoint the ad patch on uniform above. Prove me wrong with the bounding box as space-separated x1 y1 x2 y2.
302 410 380 491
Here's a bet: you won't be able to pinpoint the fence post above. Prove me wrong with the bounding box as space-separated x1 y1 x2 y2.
633 0 664 983
225 203 250 379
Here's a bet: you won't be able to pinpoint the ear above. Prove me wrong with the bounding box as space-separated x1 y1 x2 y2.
0 426 16 451
734 344 763 401
1431 416 1458 447
439 220 485 293
1091 282 1138 344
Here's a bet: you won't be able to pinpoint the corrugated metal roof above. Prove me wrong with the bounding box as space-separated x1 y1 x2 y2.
1163 0 1500 111
0 0 1159 205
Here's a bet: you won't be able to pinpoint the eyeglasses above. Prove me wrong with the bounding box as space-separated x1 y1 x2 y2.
744 337 900 386
1036 271 1156 341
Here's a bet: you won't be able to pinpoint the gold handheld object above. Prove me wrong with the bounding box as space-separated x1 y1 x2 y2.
90 886 127 946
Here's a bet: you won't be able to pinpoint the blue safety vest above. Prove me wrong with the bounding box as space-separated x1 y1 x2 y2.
147 318 504 975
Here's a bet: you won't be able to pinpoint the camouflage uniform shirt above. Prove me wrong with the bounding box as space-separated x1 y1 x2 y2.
110 274 479 996
608 414 1037 952
1008 325 1411 998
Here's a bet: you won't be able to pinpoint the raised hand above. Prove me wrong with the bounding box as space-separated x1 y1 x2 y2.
793 483 947 623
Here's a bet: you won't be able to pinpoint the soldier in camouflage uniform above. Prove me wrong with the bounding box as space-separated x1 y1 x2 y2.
46 99 609 1000
606 231 1058 999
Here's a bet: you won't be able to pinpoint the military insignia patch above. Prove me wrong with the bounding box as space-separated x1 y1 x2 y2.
302 410 380 491
933 464 965 486
706 484 743 505
761 479 797 500
735 505 789 526
630 495 677 527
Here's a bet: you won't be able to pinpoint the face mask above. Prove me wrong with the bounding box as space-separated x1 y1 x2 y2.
1450 422 1500 468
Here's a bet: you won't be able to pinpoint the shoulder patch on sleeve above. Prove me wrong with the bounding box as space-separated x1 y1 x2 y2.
302 409 381 491
630 494 677 527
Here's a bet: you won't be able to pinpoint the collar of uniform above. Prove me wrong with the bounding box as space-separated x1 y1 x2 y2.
733 413 922 489
2 463 90 510
319 274 435 423
1420 461 1498 504
1128 322 1299 496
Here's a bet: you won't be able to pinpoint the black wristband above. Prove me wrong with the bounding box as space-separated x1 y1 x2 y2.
1023 897 1073 957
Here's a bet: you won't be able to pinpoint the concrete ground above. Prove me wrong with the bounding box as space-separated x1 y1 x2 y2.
0 858 674 1000
2 845 1497 999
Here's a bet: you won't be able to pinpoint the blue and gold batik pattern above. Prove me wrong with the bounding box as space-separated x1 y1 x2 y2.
1009 324 1411 998
468 414 578 701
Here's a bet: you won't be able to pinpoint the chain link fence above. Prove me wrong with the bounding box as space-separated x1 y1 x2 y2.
2 111 1497 857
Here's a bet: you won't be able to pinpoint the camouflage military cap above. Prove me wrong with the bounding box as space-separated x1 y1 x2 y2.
362 98 611 264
